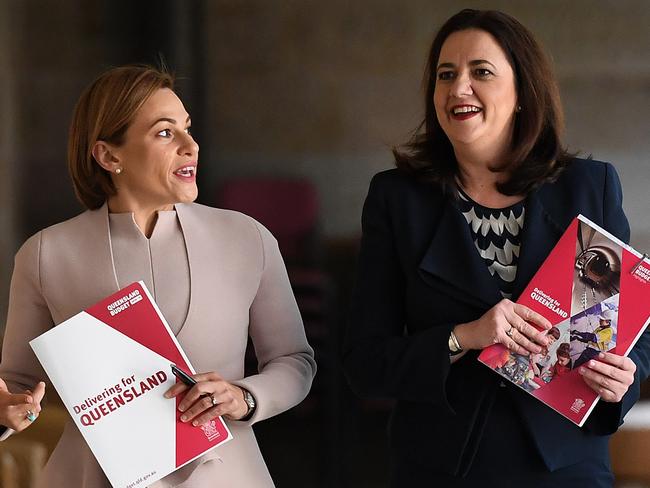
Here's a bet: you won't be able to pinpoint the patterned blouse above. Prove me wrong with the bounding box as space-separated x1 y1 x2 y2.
457 188 526 299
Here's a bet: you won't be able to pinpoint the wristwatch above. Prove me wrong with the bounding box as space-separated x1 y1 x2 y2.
241 388 256 419
448 329 463 356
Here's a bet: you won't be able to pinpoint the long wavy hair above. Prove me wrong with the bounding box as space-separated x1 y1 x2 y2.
393 9 573 196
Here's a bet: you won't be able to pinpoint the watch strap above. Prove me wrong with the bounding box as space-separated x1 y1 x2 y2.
241 388 256 420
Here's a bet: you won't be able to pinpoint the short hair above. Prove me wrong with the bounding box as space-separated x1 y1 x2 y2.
548 327 561 340
68 65 174 209
394 9 572 196
556 343 571 359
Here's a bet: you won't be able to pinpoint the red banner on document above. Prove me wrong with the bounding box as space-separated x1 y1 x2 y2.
30 282 232 488
478 215 650 426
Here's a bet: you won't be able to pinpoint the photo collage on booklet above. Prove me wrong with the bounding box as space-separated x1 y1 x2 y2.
495 221 623 390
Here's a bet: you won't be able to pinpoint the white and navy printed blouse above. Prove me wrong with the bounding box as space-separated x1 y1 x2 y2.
457 188 526 299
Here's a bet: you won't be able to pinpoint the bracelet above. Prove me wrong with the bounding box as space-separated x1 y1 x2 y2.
450 330 462 351
448 329 463 356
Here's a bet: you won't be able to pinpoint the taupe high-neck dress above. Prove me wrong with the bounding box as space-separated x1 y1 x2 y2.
0 203 316 487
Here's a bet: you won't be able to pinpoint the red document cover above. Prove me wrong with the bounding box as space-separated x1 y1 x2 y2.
30 282 232 488
478 215 650 426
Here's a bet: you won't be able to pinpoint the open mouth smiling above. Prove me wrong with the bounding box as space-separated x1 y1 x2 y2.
451 105 482 115
173 164 197 179
450 105 482 120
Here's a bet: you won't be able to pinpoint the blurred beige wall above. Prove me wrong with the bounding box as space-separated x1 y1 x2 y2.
204 0 650 249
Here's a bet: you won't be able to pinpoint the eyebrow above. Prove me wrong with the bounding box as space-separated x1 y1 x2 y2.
436 59 497 71
149 115 191 129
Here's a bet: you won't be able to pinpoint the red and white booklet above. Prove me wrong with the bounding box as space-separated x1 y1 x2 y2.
478 215 650 426
30 282 232 488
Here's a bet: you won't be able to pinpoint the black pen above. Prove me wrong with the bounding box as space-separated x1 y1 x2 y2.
171 364 196 387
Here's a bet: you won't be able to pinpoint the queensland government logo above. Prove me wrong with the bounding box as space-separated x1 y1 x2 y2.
570 398 586 414
200 420 221 441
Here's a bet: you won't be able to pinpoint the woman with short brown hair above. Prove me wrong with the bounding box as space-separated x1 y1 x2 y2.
0 64 316 487
68 65 174 210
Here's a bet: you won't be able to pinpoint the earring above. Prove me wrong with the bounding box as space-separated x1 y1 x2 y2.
516 105 522 113
115 167 123 175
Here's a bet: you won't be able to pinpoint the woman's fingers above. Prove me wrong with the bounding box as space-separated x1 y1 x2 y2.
182 390 237 424
500 329 531 356
170 375 249 425
501 311 543 354
503 303 553 352
177 382 221 412
580 374 618 402
596 352 637 374
179 393 219 423
580 369 620 402
187 405 221 426
506 326 542 355
3 404 36 431
461 300 555 353
32 382 46 404
512 303 552 330
164 381 189 399
191 372 223 383
505 339 530 356
26 382 46 414
164 372 222 399
4 392 34 406
178 386 243 424
0 382 46 432
579 354 635 402
517 319 550 348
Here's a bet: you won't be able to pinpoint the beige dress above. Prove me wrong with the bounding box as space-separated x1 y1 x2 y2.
0 203 316 487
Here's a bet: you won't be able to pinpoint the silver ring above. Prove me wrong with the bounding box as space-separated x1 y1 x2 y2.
505 326 515 338
209 394 218 406
26 410 37 422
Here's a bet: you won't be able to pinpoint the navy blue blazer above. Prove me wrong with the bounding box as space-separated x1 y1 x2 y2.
343 158 650 477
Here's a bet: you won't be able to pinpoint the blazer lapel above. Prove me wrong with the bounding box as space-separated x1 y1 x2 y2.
418 197 502 309
173 203 199 338
45 203 122 322
510 191 565 300
91 203 123 297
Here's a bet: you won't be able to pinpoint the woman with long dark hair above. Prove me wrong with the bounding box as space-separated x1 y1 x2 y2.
344 9 649 486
